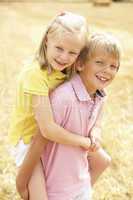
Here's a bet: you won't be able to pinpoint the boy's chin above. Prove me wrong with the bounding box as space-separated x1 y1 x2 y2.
97 86 105 91
98 82 111 90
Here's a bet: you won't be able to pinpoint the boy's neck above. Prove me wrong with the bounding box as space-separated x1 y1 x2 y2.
79 73 96 98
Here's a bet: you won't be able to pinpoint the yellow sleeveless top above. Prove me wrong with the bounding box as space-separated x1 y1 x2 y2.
8 61 66 145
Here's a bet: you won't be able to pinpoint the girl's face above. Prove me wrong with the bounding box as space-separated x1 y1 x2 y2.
46 32 84 71
80 48 119 94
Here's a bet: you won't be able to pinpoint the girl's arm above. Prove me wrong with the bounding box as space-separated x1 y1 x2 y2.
16 94 91 196
32 95 91 149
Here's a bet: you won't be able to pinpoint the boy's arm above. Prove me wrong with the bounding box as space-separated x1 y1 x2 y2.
32 95 91 150
91 103 104 141
89 103 104 152
16 132 48 197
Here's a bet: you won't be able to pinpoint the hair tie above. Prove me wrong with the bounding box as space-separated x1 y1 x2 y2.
58 11 67 16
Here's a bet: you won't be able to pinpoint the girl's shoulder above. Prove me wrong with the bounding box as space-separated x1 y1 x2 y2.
18 61 47 82
17 61 50 96
19 61 66 82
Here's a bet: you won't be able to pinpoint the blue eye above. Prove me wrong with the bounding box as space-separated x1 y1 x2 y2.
69 51 78 55
96 60 103 65
110 65 119 71
56 46 63 51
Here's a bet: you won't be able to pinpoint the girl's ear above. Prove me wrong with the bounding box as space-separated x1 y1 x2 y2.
44 36 48 46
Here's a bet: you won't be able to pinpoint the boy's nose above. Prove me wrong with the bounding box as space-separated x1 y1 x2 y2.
103 65 112 74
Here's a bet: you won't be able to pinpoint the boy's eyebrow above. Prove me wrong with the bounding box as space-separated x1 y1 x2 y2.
69 50 80 53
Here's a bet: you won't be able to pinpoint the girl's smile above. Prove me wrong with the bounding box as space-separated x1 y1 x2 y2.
54 58 68 68
46 32 84 71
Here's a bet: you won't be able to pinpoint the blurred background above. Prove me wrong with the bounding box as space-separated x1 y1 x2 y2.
0 0 133 200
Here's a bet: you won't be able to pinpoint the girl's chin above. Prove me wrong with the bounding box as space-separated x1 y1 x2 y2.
52 63 66 71
52 65 63 71
55 66 66 71
53 60 66 70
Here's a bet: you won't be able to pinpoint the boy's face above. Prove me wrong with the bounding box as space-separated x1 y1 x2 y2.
80 48 119 94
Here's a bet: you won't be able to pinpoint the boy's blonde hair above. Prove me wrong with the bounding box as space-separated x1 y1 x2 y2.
36 11 89 77
79 32 121 68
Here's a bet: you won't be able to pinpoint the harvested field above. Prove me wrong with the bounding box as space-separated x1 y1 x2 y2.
0 2 133 200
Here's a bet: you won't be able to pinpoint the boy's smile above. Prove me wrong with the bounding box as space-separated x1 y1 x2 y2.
80 48 119 95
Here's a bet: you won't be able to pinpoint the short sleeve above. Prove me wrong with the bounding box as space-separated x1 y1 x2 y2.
50 84 72 126
22 67 49 96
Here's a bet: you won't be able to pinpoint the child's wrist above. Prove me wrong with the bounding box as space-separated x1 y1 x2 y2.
16 174 28 192
81 137 91 149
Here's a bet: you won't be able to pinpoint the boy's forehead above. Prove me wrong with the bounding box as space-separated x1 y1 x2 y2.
85 48 120 67
92 47 119 60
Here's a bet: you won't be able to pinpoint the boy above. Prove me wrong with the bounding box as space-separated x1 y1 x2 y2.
17 32 121 200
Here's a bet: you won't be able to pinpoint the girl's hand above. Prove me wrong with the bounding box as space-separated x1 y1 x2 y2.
82 137 91 150
89 136 101 152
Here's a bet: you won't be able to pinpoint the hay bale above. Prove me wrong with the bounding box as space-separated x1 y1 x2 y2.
93 0 112 6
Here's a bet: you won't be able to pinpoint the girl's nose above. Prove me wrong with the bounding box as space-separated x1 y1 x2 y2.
60 52 69 62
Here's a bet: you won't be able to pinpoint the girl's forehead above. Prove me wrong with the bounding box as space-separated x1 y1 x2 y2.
48 30 85 49
49 25 85 40
50 30 71 40
49 28 78 40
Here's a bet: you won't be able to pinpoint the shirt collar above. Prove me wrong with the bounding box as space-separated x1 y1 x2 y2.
48 69 66 80
71 74 106 102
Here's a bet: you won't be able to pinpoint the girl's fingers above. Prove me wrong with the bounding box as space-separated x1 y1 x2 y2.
90 136 96 146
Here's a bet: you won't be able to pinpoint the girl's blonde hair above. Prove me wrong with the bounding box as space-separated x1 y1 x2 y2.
36 11 89 77
79 32 121 68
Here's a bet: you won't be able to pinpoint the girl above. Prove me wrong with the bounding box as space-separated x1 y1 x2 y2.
9 11 90 200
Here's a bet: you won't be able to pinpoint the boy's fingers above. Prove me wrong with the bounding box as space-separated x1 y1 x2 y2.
21 189 29 200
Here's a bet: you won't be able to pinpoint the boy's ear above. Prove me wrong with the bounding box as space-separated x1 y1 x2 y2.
76 60 84 72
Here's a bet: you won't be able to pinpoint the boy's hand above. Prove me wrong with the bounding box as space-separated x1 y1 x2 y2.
16 182 29 200
19 187 29 200
16 175 29 200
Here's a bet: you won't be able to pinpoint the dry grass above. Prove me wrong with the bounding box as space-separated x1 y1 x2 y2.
0 2 133 200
